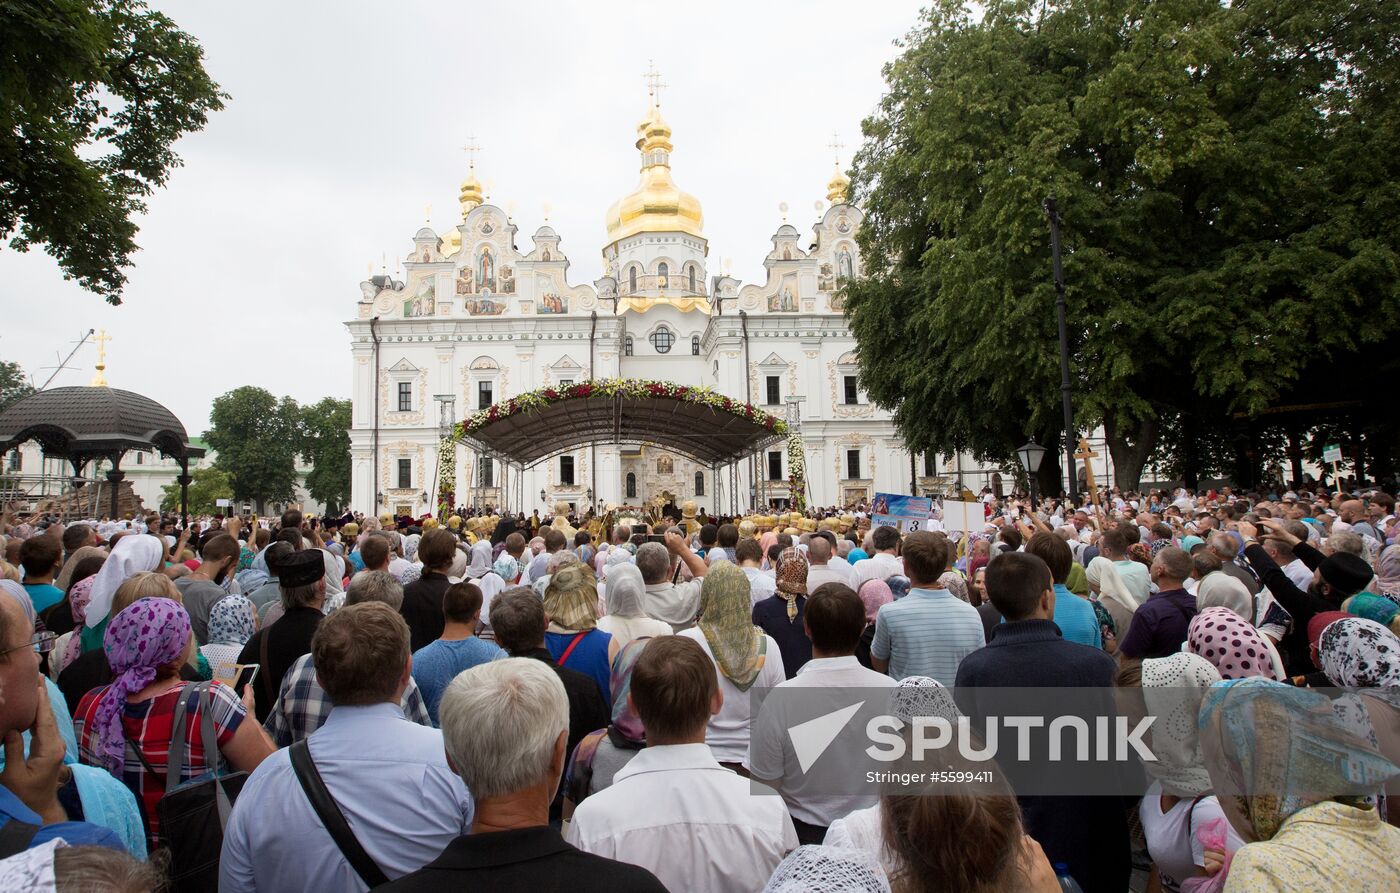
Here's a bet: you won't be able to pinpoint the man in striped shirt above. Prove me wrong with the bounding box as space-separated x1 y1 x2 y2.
869 531 984 684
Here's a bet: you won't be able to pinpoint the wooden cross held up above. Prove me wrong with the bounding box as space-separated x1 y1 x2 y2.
1075 438 1102 526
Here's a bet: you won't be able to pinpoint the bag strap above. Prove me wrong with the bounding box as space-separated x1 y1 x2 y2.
196 682 236 826
558 631 588 666
289 738 388 888
164 683 198 798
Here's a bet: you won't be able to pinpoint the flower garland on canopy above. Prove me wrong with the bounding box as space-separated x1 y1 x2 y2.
787 430 807 514
437 379 801 513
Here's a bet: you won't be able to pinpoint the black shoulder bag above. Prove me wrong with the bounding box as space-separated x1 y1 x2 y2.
289 738 389 888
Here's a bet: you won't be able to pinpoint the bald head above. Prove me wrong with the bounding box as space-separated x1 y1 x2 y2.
1339 499 1365 523
808 537 831 565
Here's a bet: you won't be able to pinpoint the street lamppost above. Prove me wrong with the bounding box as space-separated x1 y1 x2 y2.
1017 439 1047 510
539 488 547 507
585 487 594 515
1044 195 1077 501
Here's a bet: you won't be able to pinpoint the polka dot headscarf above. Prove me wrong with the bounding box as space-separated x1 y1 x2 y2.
1186 606 1282 681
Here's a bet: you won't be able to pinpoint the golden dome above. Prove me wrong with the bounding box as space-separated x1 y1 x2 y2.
827 165 850 205
604 100 704 247
459 168 484 214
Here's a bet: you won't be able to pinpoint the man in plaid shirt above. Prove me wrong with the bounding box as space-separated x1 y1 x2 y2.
263 570 434 743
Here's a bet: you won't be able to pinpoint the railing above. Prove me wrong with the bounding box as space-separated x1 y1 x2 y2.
618 273 707 298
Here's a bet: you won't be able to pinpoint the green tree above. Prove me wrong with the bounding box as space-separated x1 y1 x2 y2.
204 387 299 511
300 397 351 515
159 465 231 515
0 360 34 413
846 0 1400 490
0 0 226 304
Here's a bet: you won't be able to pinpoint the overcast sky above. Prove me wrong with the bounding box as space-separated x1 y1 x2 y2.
1 0 924 433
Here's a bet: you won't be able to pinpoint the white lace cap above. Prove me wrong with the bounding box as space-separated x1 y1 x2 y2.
763 844 891 893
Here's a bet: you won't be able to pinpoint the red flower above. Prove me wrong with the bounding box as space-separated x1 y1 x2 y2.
544 389 558 400
574 384 592 397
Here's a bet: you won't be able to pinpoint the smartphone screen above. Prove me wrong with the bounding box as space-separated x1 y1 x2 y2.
217 663 260 697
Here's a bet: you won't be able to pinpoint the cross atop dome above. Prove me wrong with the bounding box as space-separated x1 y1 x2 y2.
643 60 666 106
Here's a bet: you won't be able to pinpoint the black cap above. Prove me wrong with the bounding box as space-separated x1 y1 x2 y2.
278 549 325 588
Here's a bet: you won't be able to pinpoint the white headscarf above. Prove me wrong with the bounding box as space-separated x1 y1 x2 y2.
1196 571 1252 621
0 836 62 892
467 540 492 579
1086 556 1141 613
86 533 163 628
1141 652 1220 797
321 548 345 595
603 564 647 618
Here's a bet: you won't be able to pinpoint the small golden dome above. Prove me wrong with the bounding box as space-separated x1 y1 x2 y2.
827 166 851 205
605 100 703 247
459 168 484 214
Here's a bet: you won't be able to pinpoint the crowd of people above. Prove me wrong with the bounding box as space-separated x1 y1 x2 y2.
0 481 1396 891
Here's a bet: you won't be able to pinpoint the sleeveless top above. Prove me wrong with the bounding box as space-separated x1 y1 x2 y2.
545 628 614 707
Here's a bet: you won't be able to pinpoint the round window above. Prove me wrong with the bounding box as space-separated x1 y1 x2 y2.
649 328 675 354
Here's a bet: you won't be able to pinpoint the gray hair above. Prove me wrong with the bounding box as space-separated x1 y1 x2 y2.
381 530 404 556
1326 530 1365 559
545 550 580 575
346 570 404 610
439 658 568 801
280 581 322 610
635 542 671 584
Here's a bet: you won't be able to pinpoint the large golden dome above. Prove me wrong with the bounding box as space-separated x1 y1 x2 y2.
604 101 704 247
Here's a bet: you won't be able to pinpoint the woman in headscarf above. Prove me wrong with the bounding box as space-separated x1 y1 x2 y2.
753 547 812 679
201 594 257 673
854 579 893 669
758 531 779 569
1186 607 1285 681
563 637 653 815
1377 544 1400 602
82 533 164 655
73 598 275 847
543 564 618 705
1086 556 1140 643
47 546 108 636
465 539 493 581
1136 653 1244 891
1317 616 1400 825
596 563 671 645
49 573 100 680
1346 591 1400 634
1199 677 1400 889
677 560 786 772
1196 568 1254 621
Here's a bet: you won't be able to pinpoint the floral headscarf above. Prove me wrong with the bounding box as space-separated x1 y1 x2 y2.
1187 607 1283 680
1198 677 1398 843
698 561 765 691
492 552 519 584
1377 544 1400 598
1140 653 1220 797
60 576 99 669
93 598 192 773
774 548 808 621
1319 617 1400 689
207 595 256 647
857 579 893 625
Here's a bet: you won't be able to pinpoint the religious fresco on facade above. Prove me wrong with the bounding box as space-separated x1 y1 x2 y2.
818 263 835 292
455 267 474 295
768 281 798 312
656 454 674 475
465 292 507 316
537 292 568 314
403 279 436 317
500 265 516 294
829 290 848 312
478 248 497 292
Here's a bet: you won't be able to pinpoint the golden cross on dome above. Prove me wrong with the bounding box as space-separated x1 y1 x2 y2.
461 136 482 169
643 61 666 105
828 132 845 166
91 329 111 387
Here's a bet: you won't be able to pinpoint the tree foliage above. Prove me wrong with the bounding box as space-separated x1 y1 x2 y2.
0 360 34 413
0 0 226 304
204 387 300 510
846 0 1400 490
300 397 351 515
159 465 230 515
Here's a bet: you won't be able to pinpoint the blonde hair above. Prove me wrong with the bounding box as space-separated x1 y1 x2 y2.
112 572 180 616
0 560 19 582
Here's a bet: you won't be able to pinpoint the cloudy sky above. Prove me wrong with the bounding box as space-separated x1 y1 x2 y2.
1 0 925 432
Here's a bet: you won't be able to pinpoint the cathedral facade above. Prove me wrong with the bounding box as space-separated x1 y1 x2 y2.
345 96 922 517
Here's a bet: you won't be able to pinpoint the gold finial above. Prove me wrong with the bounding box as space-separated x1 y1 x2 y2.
826 131 851 205
542 202 551 223
643 60 666 107
459 137 485 213
828 132 845 166
425 203 432 224
462 135 482 169
91 329 111 387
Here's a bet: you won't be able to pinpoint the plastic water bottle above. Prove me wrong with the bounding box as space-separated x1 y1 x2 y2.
1053 863 1086 893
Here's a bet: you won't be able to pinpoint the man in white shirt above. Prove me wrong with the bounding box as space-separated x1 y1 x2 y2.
567 636 797 891
1264 519 1315 590
735 537 777 605
831 538 857 578
750 584 897 844
803 536 850 592
851 525 904 590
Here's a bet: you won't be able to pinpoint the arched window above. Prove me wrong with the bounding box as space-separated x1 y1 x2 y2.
694 471 705 497
691 334 700 355
688 264 697 293
629 266 638 293
623 336 634 357
626 473 637 499
650 327 674 354
657 262 669 288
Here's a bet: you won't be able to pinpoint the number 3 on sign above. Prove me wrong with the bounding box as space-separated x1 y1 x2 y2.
908 520 921 531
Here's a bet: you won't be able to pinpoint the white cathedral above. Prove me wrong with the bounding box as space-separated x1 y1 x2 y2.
345 93 932 518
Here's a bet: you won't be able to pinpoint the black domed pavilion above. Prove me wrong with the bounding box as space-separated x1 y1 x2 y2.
0 387 203 519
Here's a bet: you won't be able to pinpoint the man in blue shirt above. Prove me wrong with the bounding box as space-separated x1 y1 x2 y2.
0 594 124 855
412 581 505 725
18 535 65 616
1024 532 1101 648
870 532 984 684
220 602 474 892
